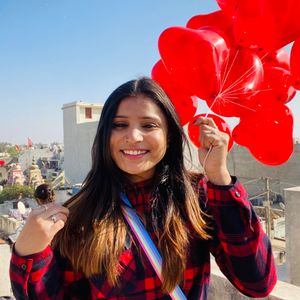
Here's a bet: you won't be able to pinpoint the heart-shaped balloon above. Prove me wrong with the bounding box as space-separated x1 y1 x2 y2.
186 10 235 46
205 48 263 117
263 48 290 71
151 60 197 126
232 99 294 165
216 0 239 16
158 26 229 101
290 38 300 90
187 113 233 150
261 66 296 103
233 0 300 51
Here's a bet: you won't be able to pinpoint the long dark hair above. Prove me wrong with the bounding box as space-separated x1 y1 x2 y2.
53 77 210 293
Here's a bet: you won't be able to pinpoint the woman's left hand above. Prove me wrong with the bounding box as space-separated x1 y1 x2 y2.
193 116 232 185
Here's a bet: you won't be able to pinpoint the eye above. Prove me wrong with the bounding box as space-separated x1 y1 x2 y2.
112 122 127 128
142 123 158 129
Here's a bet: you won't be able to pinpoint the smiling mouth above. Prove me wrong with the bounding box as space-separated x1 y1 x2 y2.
122 150 148 155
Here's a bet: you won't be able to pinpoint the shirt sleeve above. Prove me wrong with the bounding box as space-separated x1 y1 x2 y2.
199 176 277 298
9 245 89 300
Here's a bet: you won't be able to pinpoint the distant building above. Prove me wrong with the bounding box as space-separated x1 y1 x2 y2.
18 145 64 182
0 166 8 183
27 159 44 188
62 101 103 184
7 163 25 185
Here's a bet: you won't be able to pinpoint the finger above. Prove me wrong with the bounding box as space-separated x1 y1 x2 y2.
43 205 69 220
51 219 67 234
32 202 57 213
200 124 219 134
48 212 68 224
206 117 218 129
193 116 218 129
48 212 68 236
49 212 68 233
33 203 69 219
200 125 219 147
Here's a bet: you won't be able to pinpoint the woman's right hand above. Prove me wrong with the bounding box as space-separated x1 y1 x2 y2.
14 203 69 256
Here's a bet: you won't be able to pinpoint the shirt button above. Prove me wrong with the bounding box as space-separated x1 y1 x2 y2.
21 264 27 270
235 191 241 197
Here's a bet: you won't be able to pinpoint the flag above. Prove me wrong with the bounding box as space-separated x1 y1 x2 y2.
27 137 33 148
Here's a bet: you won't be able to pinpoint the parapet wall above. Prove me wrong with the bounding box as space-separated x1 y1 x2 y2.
209 259 300 300
0 215 23 235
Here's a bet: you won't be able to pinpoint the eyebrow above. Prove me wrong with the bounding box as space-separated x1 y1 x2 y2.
113 115 162 122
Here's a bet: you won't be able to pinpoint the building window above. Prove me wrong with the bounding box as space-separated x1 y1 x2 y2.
85 107 92 119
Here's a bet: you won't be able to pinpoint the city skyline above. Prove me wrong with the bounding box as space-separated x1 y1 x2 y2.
0 0 299 145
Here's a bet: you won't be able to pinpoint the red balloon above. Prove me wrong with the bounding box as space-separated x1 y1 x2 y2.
233 0 300 51
151 60 198 126
187 113 233 150
158 26 229 101
186 10 235 46
290 38 300 90
232 100 294 165
216 0 239 16
249 138 294 166
261 66 296 103
0 160 5 167
263 48 290 70
205 48 263 117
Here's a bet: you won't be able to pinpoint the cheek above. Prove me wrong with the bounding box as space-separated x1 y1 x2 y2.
153 133 168 154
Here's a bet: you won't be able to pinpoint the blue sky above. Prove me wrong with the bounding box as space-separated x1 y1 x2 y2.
0 0 299 144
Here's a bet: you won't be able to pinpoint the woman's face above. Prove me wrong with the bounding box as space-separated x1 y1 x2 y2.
110 95 168 183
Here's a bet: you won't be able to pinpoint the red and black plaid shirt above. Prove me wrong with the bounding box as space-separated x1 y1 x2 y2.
10 177 277 299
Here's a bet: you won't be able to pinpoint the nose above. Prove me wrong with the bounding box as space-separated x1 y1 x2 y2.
125 127 143 143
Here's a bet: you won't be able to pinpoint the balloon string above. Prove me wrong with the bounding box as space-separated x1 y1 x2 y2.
217 96 257 111
219 50 240 92
202 145 213 180
201 51 270 179
219 63 260 97
222 87 273 96
218 51 269 99
202 97 221 179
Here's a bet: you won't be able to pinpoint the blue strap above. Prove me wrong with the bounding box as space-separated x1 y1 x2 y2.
120 192 187 300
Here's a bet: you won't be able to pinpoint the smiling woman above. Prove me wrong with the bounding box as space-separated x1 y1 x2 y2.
110 95 168 182
10 77 277 300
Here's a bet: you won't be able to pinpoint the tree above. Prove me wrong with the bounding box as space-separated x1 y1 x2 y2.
0 185 34 204
0 142 10 153
7 146 19 158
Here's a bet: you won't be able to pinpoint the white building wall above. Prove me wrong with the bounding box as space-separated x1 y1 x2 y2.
62 101 103 184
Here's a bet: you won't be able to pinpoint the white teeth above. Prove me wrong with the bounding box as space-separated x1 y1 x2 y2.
123 150 147 155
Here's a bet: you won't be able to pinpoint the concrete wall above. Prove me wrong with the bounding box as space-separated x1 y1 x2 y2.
284 186 300 286
226 144 300 197
0 215 23 235
62 101 103 184
0 243 12 297
209 259 300 300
